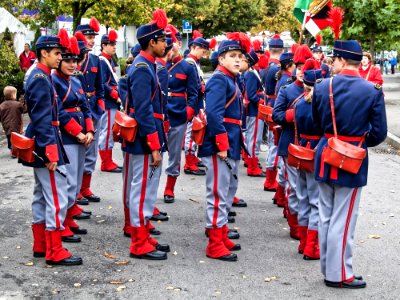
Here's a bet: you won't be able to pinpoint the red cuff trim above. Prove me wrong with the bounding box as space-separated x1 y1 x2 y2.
64 118 83 136
45 144 59 162
110 89 119 100
285 109 294 122
186 106 195 121
97 99 105 110
85 118 94 133
215 132 229 151
201 84 205 93
146 132 161 151
163 120 170 134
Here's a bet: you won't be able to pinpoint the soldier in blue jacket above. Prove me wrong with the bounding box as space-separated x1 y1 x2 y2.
24 30 82 266
198 33 251 261
272 44 313 240
98 30 122 173
53 37 95 243
312 45 331 78
312 40 387 289
262 35 284 188
74 18 105 204
122 9 170 260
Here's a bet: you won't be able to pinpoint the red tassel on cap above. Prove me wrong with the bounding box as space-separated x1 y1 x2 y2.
253 40 261 51
329 7 344 40
264 50 270 60
165 24 178 42
58 28 70 48
294 44 313 64
302 58 319 72
89 17 100 32
108 30 118 43
291 43 299 54
74 32 87 45
209 38 217 50
69 37 80 55
192 30 203 39
239 32 251 53
258 55 269 69
316 34 322 46
272 34 281 39
152 9 168 29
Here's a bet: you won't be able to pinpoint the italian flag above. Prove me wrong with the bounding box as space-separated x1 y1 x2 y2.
294 0 332 36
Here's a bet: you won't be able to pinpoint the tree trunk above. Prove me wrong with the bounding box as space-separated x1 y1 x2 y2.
369 29 376 62
71 1 96 32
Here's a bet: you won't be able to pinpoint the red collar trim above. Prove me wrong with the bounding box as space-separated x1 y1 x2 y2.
37 63 51 75
101 52 112 60
54 70 69 80
216 65 234 78
188 54 198 62
340 69 360 77
270 58 280 64
173 56 182 63
139 50 156 64
284 71 292 76
76 65 81 71
295 80 303 87
156 58 166 66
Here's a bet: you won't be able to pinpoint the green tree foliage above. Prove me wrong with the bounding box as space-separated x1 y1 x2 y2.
333 0 400 56
0 28 24 97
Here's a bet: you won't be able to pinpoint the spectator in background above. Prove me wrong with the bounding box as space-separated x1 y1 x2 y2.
384 58 390 75
19 43 36 72
0 86 26 153
359 52 383 85
390 56 397 74
323 57 333 77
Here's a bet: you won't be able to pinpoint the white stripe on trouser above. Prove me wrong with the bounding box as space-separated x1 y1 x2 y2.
98 108 117 150
265 129 278 169
32 166 68 230
318 182 362 282
166 123 186 177
184 120 197 155
64 144 86 209
84 118 100 174
122 151 133 210
128 154 162 227
296 170 319 230
283 157 299 215
245 116 264 157
277 157 286 186
203 156 239 228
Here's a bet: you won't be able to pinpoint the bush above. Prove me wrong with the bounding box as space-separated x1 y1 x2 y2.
0 28 24 101
199 57 213 73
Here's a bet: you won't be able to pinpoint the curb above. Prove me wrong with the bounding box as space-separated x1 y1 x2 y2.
385 131 400 150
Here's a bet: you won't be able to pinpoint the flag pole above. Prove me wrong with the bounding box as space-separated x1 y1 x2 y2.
298 11 308 44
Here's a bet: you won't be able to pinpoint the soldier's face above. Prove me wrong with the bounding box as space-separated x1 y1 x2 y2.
219 50 243 76
85 35 96 49
296 64 304 82
153 37 167 58
42 48 62 69
313 51 322 61
239 57 249 72
333 56 345 74
60 59 77 76
103 43 116 56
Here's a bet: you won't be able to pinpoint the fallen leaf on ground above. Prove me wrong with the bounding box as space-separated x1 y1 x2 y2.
174 288 181 292
128 278 135 282
264 276 277 282
97 220 105 223
199 260 205 264
104 252 117 259
233 227 240 230
114 261 129 265
166 286 174 290
16 246 21 249
116 286 126 292
108 205 112 209
51 290 60 295
368 235 381 239
213 290 222 296
110 280 127 284
188 198 200 203
25 262 34 266
173 251 178 256
74 283 81 288
157 220 162 224
242 275 247 279
2 256 9 259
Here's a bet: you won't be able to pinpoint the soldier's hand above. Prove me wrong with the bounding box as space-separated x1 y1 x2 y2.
77 132 87 143
217 151 227 160
150 150 162 167
85 132 94 145
116 98 122 104
45 162 58 172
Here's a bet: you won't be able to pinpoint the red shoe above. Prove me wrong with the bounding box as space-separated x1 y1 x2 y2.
99 149 121 173
297 226 308 254
32 223 46 257
164 175 177 203
287 211 300 240
206 227 237 261
303 229 320 260
263 168 278 191
247 157 265 177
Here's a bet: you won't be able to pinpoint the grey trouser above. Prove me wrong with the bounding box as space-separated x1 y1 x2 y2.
265 128 278 170
296 170 319 230
184 120 197 155
283 157 299 215
99 108 117 150
64 144 85 209
166 123 186 176
84 118 100 174
245 116 264 157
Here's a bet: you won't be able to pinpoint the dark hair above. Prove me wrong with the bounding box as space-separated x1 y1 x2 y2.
36 48 52 61
276 61 294 80
211 61 218 70
346 58 361 66
24 43 30 48
270 48 283 55
139 39 151 51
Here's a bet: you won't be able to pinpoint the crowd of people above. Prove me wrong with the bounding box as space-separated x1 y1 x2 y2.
4 9 388 289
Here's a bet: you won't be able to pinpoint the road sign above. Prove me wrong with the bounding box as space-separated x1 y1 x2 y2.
182 20 192 34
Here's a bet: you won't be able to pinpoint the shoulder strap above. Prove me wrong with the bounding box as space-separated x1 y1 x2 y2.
225 84 239 109
82 54 90 74
168 58 184 73
289 91 305 109
329 77 337 137
61 79 72 103
365 65 373 81
99 55 119 83
291 92 305 145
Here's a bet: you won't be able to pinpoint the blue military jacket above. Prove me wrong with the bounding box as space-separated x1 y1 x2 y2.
121 51 166 155
321 63 331 78
156 58 169 121
24 63 68 167
294 96 322 149
244 69 264 117
275 71 293 95
167 56 198 127
198 66 243 161
272 80 304 156
312 69 387 187
262 58 280 107
77 53 105 120
53 71 93 145
185 54 204 113
99 52 119 110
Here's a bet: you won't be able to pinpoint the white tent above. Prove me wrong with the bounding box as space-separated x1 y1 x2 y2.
0 7 27 56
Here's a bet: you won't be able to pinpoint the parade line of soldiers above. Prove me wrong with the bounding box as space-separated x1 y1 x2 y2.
14 9 387 289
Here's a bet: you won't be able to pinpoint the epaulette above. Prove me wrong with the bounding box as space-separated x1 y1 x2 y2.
33 73 47 79
186 58 196 65
287 77 293 83
374 83 382 89
73 71 82 76
135 62 149 68
281 85 287 89
316 78 323 83
157 65 165 70
274 72 279 80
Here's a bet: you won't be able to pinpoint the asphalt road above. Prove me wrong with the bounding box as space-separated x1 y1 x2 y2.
0 140 399 299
